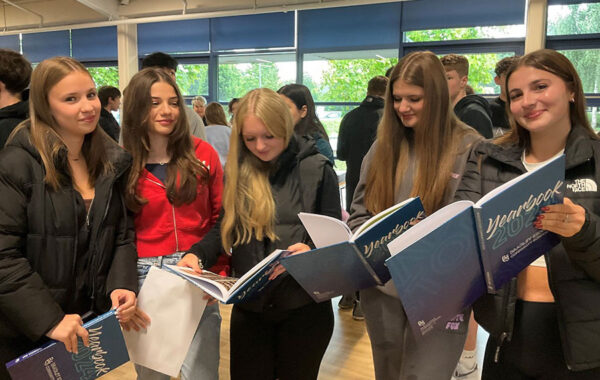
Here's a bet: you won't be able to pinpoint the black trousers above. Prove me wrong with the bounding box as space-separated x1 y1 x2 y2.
483 300 600 380
230 300 334 380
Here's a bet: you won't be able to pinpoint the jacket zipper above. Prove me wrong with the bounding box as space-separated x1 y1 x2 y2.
89 185 113 303
145 177 179 253
494 331 508 363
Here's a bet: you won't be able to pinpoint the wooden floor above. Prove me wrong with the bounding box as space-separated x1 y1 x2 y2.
102 297 375 380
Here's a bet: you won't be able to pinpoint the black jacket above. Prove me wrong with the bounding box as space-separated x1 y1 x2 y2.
337 95 384 210
99 108 120 142
189 135 341 312
0 97 28 149
455 124 600 371
0 126 137 346
454 95 494 139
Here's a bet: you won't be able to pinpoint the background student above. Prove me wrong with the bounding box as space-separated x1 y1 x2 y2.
490 56 521 136
0 49 31 148
98 85 121 142
348 51 481 380
122 68 224 380
0 57 138 379
179 88 341 380
204 101 232 169
456 49 600 379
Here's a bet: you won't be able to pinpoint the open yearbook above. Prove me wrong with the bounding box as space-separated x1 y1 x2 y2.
164 249 290 304
6 311 128 380
385 155 565 338
281 197 425 302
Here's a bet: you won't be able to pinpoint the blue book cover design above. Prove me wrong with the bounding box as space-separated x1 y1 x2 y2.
282 198 425 303
386 155 565 338
6 310 129 380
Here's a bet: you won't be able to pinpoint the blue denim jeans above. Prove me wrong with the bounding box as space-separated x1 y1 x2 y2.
134 253 221 380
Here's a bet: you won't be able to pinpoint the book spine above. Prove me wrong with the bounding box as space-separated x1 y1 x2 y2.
474 207 496 293
353 244 383 286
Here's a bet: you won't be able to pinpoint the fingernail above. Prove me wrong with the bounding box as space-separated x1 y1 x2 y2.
542 206 549 211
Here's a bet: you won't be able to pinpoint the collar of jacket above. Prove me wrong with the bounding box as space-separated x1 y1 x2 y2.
477 124 596 172
361 95 385 108
7 122 132 180
269 134 319 184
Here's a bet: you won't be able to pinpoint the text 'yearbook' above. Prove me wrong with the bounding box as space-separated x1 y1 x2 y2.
386 155 565 338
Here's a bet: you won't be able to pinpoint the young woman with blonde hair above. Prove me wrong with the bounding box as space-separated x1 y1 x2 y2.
0 57 138 379
179 88 341 380
122 68 224 380
348 51 481 379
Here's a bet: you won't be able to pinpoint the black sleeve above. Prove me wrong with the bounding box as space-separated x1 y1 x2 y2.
336 115 350 161
462 109 494 139
454 143 485 203
316 162 342 221
562 207 600 282
187 208 225 269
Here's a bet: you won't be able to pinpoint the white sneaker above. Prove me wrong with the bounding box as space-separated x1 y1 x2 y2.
451 362 479 380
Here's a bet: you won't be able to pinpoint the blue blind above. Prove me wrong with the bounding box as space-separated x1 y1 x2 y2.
298 3 401 51
0 35 20 52
211 12 294 51
402 0 526 31
72 27 117 61
22 30 70 63
138 19 209 55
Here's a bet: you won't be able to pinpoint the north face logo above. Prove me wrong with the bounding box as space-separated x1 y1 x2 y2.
567 178 597 192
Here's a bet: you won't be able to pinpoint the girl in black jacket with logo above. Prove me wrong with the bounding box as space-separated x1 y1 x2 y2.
456 49 600 379
0 57 139 379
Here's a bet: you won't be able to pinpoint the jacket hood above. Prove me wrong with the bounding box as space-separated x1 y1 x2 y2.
6 122 132 178
361 95 385 108
455 94 492 117
0 99 28 120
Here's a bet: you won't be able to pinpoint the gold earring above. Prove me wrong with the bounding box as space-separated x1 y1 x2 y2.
570 98 575 103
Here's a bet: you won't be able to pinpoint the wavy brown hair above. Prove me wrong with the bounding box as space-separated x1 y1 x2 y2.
11 56 111 190
220 88 294 251
365 51 476 215
499 49 598 148
122 68 209 212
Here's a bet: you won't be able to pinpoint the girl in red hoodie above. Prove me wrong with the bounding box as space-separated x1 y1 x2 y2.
122 68 224 380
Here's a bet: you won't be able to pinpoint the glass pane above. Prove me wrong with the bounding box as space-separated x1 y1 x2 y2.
558 49 600 94
444 52 515 94
587 107 600 132
404 25 525 43
303 49 398 103
548 3 600 36
217 53 296 102
88 66 119 88
315 104 358 171
176 63 208 96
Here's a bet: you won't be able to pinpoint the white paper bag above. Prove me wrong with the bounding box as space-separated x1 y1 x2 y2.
123 266 207 377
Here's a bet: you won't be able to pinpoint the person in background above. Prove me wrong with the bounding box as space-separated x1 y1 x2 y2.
336 75 388 320
98 85 121 142
441 54 494 139
456 49 600 380
0 49 31 148
179 88 341 380
140 52 206 140
490 56 521 137
228 97 240 124
0 57 139 380
122 68 224 380
204 101 231 170
277 84 335 164
348 51 481 380
192 95 208 126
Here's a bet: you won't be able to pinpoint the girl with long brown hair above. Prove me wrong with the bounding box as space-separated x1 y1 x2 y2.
347 51 481 379
0 57 138 379
456 49 600 379
122 68 225 380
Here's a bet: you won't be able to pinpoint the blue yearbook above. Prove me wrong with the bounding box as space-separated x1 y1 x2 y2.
164 249 290 304
386 155 565 338
6 310 129 380
281 197 426 302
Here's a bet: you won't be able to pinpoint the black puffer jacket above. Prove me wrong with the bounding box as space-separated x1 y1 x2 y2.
98 108 120 142
454 94 494 139
189 135 341 312
0 94 28 149
0 125 138 344
455 124 600 371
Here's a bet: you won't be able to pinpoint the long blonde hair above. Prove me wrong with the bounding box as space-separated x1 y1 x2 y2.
365 51 475 215
221 88 294 251
11 56 111 190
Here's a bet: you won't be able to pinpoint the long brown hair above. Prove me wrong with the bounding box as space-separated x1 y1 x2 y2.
499 49 598 148
365 51 475 215
122 68 209 212
205 102 229 126
220 88 294 251
12 56 111 190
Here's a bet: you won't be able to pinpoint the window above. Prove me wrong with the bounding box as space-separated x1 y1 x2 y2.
176 63 209 96
404 25 525 43
454 52 515 94
303 49 398 103
547 3 600 35
87 66 119 88
217 52 296 102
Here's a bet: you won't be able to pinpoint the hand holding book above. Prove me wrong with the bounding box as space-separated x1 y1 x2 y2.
45 314 88 354
268 243 311 280
177 253 219 305
536 197 586 237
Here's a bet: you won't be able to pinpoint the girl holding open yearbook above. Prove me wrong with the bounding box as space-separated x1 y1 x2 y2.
0 57 138 380
122 68 224 380
347 51 481 380
179 88 341 380
456 49 600 379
